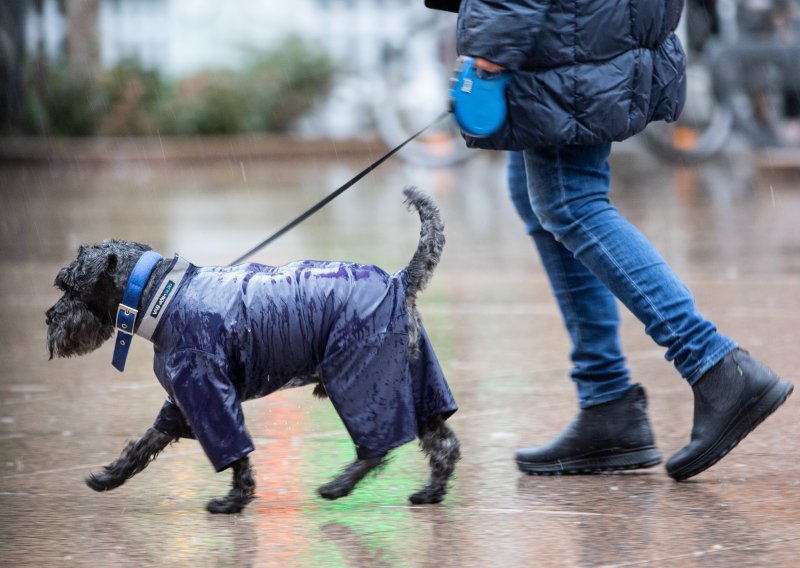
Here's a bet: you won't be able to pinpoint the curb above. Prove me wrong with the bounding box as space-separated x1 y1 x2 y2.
2 135 799 171
0 135 389 164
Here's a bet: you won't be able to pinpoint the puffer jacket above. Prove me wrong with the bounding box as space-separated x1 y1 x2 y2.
453 0 687 149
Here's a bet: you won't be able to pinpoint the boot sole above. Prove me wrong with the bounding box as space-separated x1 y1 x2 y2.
667 379 793 482
516 447 662 475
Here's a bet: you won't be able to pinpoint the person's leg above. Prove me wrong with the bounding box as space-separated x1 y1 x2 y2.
508 152 660 474
522 144 792 480
523 144 735 382
508 151 630 407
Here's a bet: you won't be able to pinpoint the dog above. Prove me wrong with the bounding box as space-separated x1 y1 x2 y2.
46 187 460 514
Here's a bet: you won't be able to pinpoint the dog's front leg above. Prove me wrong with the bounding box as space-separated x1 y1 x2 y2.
86 427 176 492
206 456 256 514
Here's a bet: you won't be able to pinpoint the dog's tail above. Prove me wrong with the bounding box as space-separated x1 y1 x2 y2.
403 186 445 302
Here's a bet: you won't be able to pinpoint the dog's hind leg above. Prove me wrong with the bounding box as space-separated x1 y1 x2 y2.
317 455 386 500
206 455 256 514
86 427 176 492
409 416 460 504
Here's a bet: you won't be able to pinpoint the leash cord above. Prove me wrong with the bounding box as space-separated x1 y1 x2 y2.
228 110 451 266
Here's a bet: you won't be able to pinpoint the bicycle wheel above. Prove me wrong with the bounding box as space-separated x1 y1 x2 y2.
726 59 800 147
372 11 473 168
641 62 734 163
710 36 800 149
641 106 734 163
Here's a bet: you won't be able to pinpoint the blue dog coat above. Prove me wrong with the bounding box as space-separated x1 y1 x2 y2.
137 255 457 472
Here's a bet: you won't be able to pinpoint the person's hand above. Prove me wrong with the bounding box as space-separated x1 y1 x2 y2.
472 57 506 73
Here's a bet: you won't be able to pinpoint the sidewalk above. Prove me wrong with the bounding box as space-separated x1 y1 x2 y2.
3 134 800 172
0 135 383 163
1 152 798 566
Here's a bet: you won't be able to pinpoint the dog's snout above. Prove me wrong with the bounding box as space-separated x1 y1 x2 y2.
46 299 65 327
54 266 73 291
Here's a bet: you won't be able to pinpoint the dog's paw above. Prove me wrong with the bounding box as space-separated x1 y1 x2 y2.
206 496 251 514
317 481 351 501
312 382 328 399
408 488 445 505
85 471 124 492
206 498 241 514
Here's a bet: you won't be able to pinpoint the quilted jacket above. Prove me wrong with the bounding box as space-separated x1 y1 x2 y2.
451 0 687 149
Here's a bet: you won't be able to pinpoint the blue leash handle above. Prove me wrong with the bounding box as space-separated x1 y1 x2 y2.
450 56 510 138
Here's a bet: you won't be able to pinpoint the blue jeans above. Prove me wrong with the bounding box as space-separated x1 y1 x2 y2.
507 146 735 408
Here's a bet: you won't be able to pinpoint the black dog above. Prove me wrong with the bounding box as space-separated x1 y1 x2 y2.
46 187 460 514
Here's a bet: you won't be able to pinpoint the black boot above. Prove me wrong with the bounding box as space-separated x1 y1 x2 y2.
666 348 793 481
516 384 661 475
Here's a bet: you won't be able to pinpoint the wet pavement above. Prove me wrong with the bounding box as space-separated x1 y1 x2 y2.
1 146 799 566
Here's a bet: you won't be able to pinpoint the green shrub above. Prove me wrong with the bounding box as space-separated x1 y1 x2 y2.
96 58 167 135
157 72 250 136
242 36 335 132
22 60 105 136
19 36 334 137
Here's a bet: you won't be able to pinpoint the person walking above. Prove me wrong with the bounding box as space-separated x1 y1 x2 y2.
426 0 793 480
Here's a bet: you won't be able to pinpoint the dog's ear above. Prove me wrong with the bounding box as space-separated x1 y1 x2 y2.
105 253 118 275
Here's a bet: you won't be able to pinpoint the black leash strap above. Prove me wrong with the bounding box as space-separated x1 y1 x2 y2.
229 110 450 266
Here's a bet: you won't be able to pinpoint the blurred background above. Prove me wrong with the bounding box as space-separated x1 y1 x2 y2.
1 0 799 163
0 0 462 153
0 0 800 165
1 1 800 566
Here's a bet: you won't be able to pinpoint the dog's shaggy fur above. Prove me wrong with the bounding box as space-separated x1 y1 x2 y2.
46 188 459 514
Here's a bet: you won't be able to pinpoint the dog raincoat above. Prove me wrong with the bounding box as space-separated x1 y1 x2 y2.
139 256 457 472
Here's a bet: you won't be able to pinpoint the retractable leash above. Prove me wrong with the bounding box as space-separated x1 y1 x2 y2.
112 118 448 371
112 60 510 370
229 110 450 266
450 56 511 137
229 57 510 266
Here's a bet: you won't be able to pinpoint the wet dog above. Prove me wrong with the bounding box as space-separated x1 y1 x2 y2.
46 187 460 514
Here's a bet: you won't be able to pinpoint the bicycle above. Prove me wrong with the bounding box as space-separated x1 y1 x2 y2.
371 7 472 168
641 0 800 163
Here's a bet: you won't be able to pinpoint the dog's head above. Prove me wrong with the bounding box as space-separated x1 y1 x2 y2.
46 239 151 359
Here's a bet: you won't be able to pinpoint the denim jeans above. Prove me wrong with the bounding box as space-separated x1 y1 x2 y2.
507 146 735 408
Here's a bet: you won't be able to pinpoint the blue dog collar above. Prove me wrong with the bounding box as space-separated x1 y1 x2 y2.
112 250 163 372
137 255 190 342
